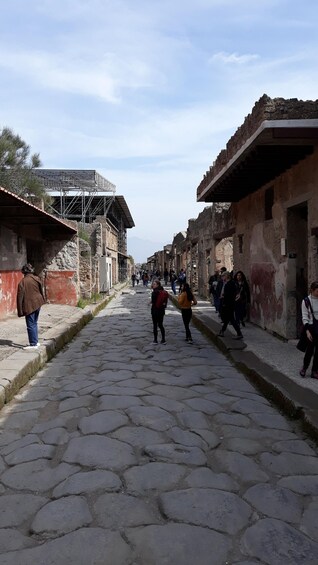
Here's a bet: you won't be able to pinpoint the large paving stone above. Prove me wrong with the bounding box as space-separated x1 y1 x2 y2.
0 529 35 552
272 439 317 456
111 426 166 448
98 395 143 409
160 488 252 534
4 443 55 466
62 435 137 470
278 475 318 495
94 493 160 528
0 410 40 431
142 395 187 412
58 395 93 413
146 384 197 400
177 410 210 429
53 469 122 497
0 527 131 565
166 426 209 449
0 434 40 455
213 450 269 482
183 397 222 415
0 494 47 527
78 411 128 434
143 443 206 465
222 438 264 455
300 499 318 542
1 460 79 492
126 523 231 565
214 412 251 427
31 496 92 536
126 406 177 431
184 467 239 492
260 452 318 476
248 412 293 431
241 518 318 564
243 483 303 522
124 462 186 494
231 399 279 415
41 427 70 445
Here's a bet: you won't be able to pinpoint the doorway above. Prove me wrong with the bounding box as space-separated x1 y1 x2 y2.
286 203 308 338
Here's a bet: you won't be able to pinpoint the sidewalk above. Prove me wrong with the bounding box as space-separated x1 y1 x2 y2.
188 296 318 438
0 284 318 437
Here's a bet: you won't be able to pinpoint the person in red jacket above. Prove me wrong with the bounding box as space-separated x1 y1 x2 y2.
17 263 45 350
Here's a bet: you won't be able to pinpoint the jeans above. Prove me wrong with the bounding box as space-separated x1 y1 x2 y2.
171 281 176 295
25 308 40 345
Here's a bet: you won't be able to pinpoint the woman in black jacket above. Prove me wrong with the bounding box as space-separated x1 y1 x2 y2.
218 272 243 339
233 270 250 328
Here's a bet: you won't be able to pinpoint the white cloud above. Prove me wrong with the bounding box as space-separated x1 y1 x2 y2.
209 52 260 65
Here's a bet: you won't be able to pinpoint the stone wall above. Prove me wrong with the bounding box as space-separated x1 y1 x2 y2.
197 95 318 198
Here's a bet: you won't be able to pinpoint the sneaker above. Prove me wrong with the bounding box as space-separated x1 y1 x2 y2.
311 372 318 379
233 335 243 340
23 344 39 350
299 367 306 378
160 340 166 344
153 340 158 344
188 339 193 344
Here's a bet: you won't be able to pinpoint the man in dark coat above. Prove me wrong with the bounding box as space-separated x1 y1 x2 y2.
17 263 45 349
218 271 243 339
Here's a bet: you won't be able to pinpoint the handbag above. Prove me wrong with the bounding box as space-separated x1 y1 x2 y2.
296 327 309 352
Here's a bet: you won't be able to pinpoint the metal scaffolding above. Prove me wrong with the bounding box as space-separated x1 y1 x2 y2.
33 169 116 225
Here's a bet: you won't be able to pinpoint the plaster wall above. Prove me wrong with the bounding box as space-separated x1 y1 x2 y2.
234 147 318 338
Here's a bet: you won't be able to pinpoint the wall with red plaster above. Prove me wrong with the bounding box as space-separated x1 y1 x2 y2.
44 271 78 306
0 271 23 319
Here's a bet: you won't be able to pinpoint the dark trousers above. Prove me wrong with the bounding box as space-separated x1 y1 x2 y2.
152 308 165 341
25 308 40 346
182 308 192 339
303 337 318 372
221 305 242 336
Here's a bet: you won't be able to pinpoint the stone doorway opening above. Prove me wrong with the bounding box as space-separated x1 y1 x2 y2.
287 202 308 338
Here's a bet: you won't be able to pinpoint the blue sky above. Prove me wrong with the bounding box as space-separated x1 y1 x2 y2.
1 0 318 261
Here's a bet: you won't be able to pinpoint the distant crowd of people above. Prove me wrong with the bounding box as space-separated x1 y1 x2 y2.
132 265 318 381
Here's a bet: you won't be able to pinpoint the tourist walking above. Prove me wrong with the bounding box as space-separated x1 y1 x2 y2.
178 282 197 343
170 270 177 295
233 270 250 327
17 263 45 350
150 279 167 344
299 281 318 379
218 271 243 339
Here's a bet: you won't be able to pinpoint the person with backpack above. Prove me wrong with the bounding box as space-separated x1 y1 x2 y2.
178 269 186 294
151 279 168 344
299 281 318 379
178 282 197 343
170 270 177 295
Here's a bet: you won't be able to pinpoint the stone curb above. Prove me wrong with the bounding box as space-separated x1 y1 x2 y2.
169 293 318 441
0 286 124 410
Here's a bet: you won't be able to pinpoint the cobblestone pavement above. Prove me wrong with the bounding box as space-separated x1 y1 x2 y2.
0 287 318 564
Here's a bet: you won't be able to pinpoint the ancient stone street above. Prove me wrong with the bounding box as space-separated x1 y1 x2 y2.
0 288 318 564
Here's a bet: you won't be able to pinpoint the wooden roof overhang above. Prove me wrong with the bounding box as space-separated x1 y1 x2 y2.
197 120 318 203
0 186 77 239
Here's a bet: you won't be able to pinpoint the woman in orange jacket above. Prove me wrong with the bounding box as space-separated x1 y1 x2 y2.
178 282 197 344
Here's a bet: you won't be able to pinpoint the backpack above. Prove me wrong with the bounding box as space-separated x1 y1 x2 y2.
155 289 169 309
